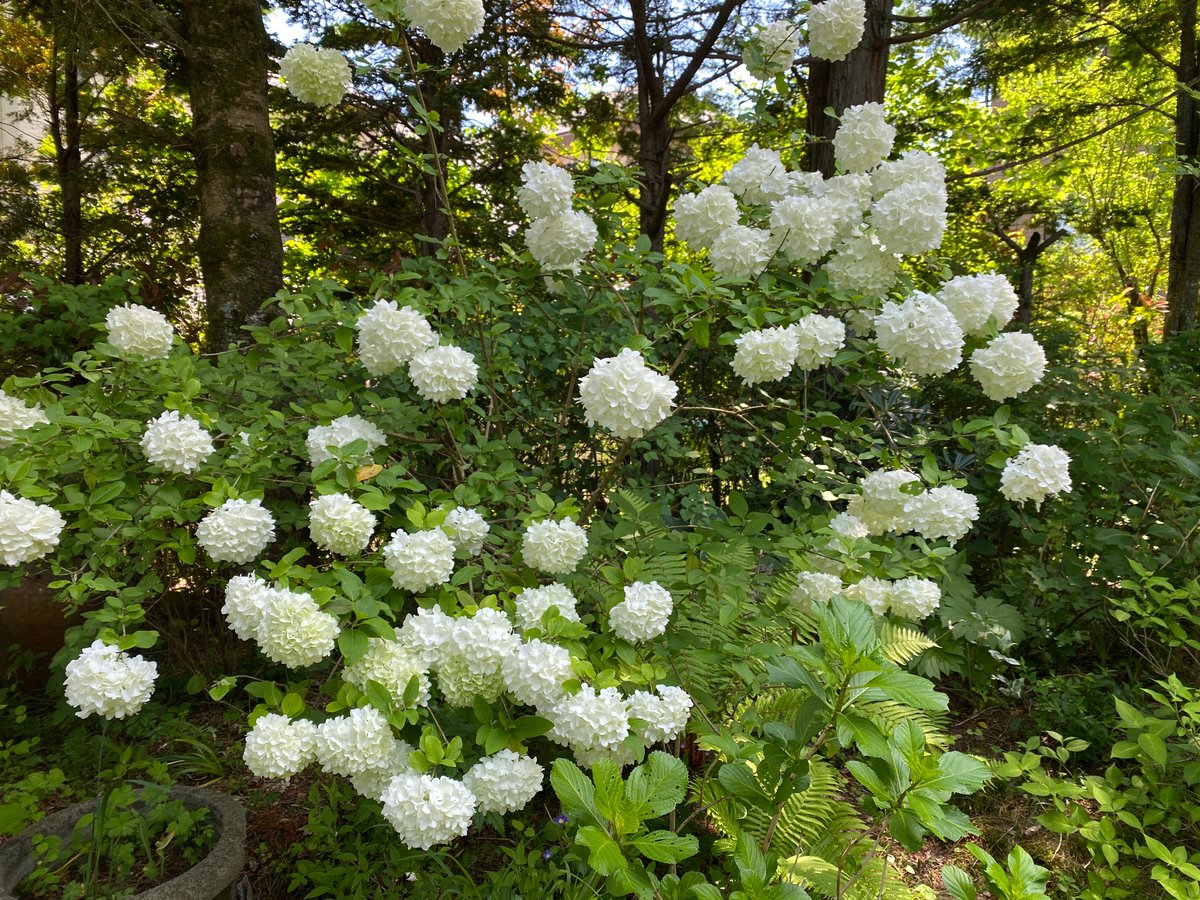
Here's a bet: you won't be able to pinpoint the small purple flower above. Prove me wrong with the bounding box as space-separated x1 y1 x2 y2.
542 848 554 861
553 813 569 825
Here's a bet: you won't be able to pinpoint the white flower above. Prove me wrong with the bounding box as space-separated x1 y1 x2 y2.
824 231 900 296
442 506 489 555
519 161 575 221
833 102 895 174
437 654 507 705
343 630 431 707
609 581 673 643
807 0 866 61
732 326 799 386
723 144 791 207
829 511 869 540
970 332 1047 401
626 685 692 744
104 304 174 360
306 414 386 465
0 490 65 566
674 185 740 251
397 606 455 668
843 576 891 615
887 577 941 620
140 410 214 474
351 738 415 801
903 486 979 544
409 345 479 403
769 195 841 265
243 714 317 778
874 292 964 376
355 301 438 376
255 587 340 668
381 773 476 849
383 528 456 592
404 0 484 53
445 607 519 677
279 43 351 106
513 583 580 632
309 493 377 556
578 348 677 439
526 210 598 272
791 314 846 371
547 685 630 753
0 390 48 447
314 706 394 777
64 640 157 720
871 150 945 197
818 173 874 232
937 273 1019 336
1000 444 1072 508
502 638 574 708
221 574 272 641
522 517 588 574
743 21 800 79
709 225 775 280
869 180 947 255
196 498 276 565
790 572 843 606
463 750 544 815
856 469 921 534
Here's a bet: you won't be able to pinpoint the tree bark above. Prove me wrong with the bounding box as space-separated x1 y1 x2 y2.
181 0 283 352
48 24 84 285
1165 0 1200 336
804 0 892 176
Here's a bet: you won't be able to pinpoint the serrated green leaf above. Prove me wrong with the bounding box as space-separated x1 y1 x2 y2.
629 830 698 864
550 758 604 828
576 825 627 876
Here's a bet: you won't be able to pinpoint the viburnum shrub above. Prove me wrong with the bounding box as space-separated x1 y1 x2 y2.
0 10 1088 893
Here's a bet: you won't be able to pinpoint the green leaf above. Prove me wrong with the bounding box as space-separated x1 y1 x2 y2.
89 479 127 506
592 759 626 824
941 865 977 900
629 830 699 864
576 825 628 876
337 629 368 666
1137 732 1169 767
508 715 551 740
550 758 604 828
866 670 949 712
918 752 992 798
626 751 688 818
717 761 769 807
846 760 892 801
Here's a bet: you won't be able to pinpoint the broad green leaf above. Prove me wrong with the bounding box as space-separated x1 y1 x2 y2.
337 628 368 666
940 865 977 900
576 824 627 876
918 752 992 799
592 759 626 824
865 669 949 712
846 760 892 801
550 758 604 828
626 751 688 818
629 830 699 864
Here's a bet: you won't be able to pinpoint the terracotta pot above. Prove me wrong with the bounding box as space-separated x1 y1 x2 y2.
0 785 246 900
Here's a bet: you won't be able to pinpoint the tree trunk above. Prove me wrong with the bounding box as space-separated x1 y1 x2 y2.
181 0 283 352
48 25 84 285
1166 0 1200 336
804 0 892 176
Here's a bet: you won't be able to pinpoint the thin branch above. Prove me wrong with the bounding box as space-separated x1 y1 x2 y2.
887 0 999 45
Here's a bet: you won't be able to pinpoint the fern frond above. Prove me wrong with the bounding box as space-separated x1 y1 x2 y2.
856 700 950 748
778 854 916 900
879 622 939 666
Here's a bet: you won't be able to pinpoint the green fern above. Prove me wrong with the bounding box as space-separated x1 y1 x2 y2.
880 622 939 665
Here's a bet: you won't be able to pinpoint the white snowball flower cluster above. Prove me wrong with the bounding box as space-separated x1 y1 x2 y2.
0 490 65 566
351 738 414 801
438 608 519 706
343 630 431 707
441 506 489 555
871 150 945 196
970 332 1047 401
405 0 484 53
463 750 544 815
675 185 740 251
279 44 351 106
196 498 276 565
709 225 776 280
64 640 158 720
869 180 947 255
770 194 841 264
609 580 674 643
937 273 1019 336
518 161 574 220
0 390 48 447
314 706 394 777
384 527 456 592
833 103 895 174
502 638 574 708
355 301 438 376
626 685 693 744
903 486 979 544
306 414 386 465
723 145 790 207
732 325 799 385
522 517 588 574
743 21 800 80
829 511 869 540
221 575 271 641
887 576 942 620
874 292 964 376
807 0 867 61
1001 444 1072 508
526 210 598 272
408 345 479 403
513 583 581 631
790 571 844 607
243 714 317 778
578 348 678 439
547 685 631 761
792 314 846 370
843 576 892 615
824 230 900 296
381 772 476 849
852 469 921 534
140 411 214 475
255 586 340 668
397 606 455 667
821 173 875 227
309 492 377 556
104 304 174 360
